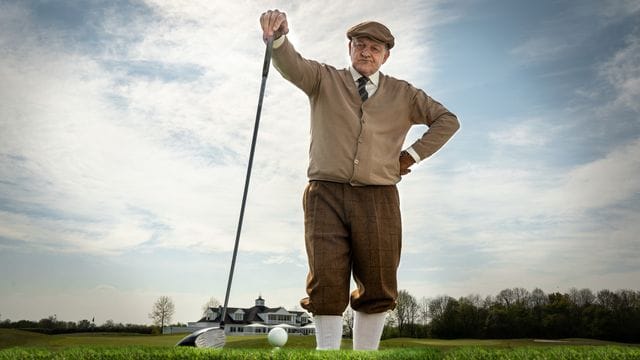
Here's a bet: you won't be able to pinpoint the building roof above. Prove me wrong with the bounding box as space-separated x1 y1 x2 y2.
198 299 310 325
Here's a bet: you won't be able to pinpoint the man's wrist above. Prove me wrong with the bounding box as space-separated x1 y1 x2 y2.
400 150 415 165
273 35 286 48
405 147 421 164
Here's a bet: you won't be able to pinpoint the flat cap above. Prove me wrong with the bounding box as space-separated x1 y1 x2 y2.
347 21 395 49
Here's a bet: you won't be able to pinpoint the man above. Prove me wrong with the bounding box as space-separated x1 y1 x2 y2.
259 10 459 350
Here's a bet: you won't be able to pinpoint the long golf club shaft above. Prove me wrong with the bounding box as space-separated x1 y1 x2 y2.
220 37 274 328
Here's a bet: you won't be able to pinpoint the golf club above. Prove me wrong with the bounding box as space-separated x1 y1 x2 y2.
176 36 274 348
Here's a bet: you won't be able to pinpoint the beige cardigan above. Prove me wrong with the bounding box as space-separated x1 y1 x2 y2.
272 37 460 185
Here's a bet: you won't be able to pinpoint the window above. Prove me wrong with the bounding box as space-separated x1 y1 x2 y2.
206 310 217 321
267 314 294 324
233 311 244 321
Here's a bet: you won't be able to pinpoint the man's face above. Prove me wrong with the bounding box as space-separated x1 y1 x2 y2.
349 37 390 77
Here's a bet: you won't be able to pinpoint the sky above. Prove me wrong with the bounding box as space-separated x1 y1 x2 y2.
1 0 639 325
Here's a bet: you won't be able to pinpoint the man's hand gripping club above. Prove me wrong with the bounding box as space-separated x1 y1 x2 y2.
260 9 289 43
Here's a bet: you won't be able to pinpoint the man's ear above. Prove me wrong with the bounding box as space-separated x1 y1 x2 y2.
382 49 390 64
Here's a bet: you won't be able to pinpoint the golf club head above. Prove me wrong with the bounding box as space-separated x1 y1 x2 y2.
175 327 225 348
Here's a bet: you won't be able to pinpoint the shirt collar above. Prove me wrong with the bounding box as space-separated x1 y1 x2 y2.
349 66 380 87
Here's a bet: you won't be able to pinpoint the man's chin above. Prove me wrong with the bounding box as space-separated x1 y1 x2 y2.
354 65 375 77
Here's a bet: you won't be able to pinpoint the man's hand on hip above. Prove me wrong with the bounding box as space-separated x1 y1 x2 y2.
260 9 289 42
399 151 415 176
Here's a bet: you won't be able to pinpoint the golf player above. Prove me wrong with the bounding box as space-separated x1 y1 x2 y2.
260 10 459 350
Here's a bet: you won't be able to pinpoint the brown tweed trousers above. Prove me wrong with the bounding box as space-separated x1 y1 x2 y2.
300 180 402 315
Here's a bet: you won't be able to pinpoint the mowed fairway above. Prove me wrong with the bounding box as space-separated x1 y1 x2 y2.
1 329 639 359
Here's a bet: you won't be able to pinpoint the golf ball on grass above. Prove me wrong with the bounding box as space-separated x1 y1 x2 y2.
268 327 288 347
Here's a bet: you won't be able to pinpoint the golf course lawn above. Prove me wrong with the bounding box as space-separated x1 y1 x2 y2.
1 329 639 359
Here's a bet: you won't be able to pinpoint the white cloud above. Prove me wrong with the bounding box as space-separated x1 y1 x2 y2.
596 0 640 19
0 285 212 324
599 30 640 112
398 131 640 299
511 36 575 64
549 138 640 211
510 1 640 64
488 119 555 147
2 0 639 326
0 0 445 258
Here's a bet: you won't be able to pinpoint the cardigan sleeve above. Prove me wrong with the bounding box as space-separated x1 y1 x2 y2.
271 36 321 96
408 88 460 160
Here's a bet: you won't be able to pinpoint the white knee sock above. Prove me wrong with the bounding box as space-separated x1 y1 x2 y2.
313 315 343 350
353 311 386 350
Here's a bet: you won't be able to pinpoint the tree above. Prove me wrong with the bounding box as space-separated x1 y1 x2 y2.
103 319 116 329
343 307 354 338
428 295 452 321
384 309 397 328
512 287 531 305
458 295 487 338
569 287 595 307
430 297 462 338
543 292 575 338
39 315 59 329
418 297 429 325
77 319 92 329
600 289 617 308
381 310 399 339
201 297 221 315
395 290 419 335
530 288 548 308
497 288 515 307
149 296 175 330
529 288 547 337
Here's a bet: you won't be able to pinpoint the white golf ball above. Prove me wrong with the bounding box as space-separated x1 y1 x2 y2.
268 327 288 347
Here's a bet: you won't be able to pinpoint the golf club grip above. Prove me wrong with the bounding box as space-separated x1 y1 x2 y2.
220 37 274 328
262 37 274 77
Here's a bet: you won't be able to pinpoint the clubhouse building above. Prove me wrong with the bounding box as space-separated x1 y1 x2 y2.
170 296 315 336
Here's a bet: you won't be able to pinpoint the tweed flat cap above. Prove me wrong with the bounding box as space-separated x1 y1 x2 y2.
347 21 395 49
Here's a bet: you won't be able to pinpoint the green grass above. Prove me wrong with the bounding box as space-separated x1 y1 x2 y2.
1 329 639 359
2 346 640 360
380 337 623 350
0 329 180 349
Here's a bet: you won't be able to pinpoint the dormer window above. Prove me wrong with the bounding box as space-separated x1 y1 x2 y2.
233 310 244 321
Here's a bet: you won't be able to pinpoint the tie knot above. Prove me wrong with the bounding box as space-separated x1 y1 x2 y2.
357 76 369 86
